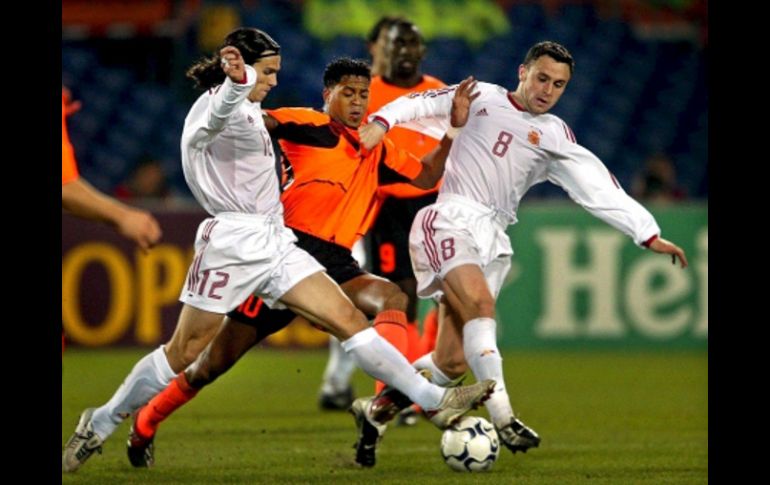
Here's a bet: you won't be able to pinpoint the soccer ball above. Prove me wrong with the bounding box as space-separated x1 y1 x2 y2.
440 416 500 472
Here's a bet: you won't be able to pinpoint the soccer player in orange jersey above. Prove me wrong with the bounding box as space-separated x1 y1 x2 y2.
318 19 445 416
123 58 483 469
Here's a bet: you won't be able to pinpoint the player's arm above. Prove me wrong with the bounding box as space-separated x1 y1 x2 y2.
409 133 454 189
263 113 280 132
360 77 478 150
62 178 162 251
547 142 687 268
186 47 256 149
410 78 479 188
409 124 465 189
394 79 479 189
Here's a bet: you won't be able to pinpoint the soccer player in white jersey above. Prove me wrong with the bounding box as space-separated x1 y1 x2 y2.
352 40 689 464
62 28 495 473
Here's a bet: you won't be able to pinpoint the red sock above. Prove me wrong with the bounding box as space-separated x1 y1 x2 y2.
418 307 439 356
135 372 200 439
406 321 421 363
373 310 408 394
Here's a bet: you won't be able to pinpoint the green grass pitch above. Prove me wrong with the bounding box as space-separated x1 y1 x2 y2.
62 348 707 484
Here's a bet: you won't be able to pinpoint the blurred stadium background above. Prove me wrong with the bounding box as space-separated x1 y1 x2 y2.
62 0 707 351
62 2 706 481
63 0 707 201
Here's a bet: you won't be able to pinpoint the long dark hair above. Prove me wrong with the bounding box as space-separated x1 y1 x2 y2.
186 28 281 90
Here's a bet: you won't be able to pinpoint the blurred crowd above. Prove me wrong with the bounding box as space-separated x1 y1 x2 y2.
62 0 707 204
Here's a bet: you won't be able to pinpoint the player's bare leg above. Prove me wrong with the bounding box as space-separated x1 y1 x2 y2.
442 264 540 454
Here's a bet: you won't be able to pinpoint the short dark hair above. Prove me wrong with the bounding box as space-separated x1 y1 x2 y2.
365 16 404 44
523 41 575 74
187 27 281 90
388 19 424 43
323 58 371 88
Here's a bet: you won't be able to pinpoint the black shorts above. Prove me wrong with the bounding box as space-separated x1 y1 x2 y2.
292 228 366 285
226 294 297 340
227 228 365 332
369 193 437 281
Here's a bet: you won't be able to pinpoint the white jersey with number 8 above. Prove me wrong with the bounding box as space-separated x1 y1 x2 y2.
373 81 661 297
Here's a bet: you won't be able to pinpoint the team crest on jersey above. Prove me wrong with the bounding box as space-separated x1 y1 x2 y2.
527 129 541 146
475 107 488 117
247 115 255 125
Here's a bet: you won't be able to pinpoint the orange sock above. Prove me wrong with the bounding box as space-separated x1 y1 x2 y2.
418 307 439 356
135 372 199 439
373 310 408 394
406 321 421 363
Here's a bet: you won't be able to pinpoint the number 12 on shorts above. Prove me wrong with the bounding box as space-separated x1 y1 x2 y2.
188 263 230 300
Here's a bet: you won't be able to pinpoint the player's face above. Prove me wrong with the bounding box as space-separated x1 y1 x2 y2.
368 27 390 74
384 24 425 77
248 55 281 102
324 75 370 129
516 55 571 114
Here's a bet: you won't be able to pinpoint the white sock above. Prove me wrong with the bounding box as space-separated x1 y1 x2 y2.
320 336 357 394
463 317 513 426
412 352 454 386
341 328 444 410
90 345 176 440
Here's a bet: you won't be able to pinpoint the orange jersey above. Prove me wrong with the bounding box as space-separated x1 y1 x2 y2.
368 75 446 198
62 95 79 185
268 108 423 249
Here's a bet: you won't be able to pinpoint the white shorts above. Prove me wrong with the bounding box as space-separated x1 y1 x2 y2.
409 194 513 300
179 212 324 313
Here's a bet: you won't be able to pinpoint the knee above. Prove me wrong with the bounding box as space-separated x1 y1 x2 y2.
433 352 468 379
382 287 409 313
369 280 409 314
460 296 496 321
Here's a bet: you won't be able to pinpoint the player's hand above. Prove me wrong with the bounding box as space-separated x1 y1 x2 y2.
62 86 82 117
450 76 480 128
117 208 163 252
219 46 246 83
359 121 387 151
648 237 688 268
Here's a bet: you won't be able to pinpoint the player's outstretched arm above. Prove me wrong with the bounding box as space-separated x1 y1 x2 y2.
62 178 162 251
648 236 688 268
360 78 473 150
